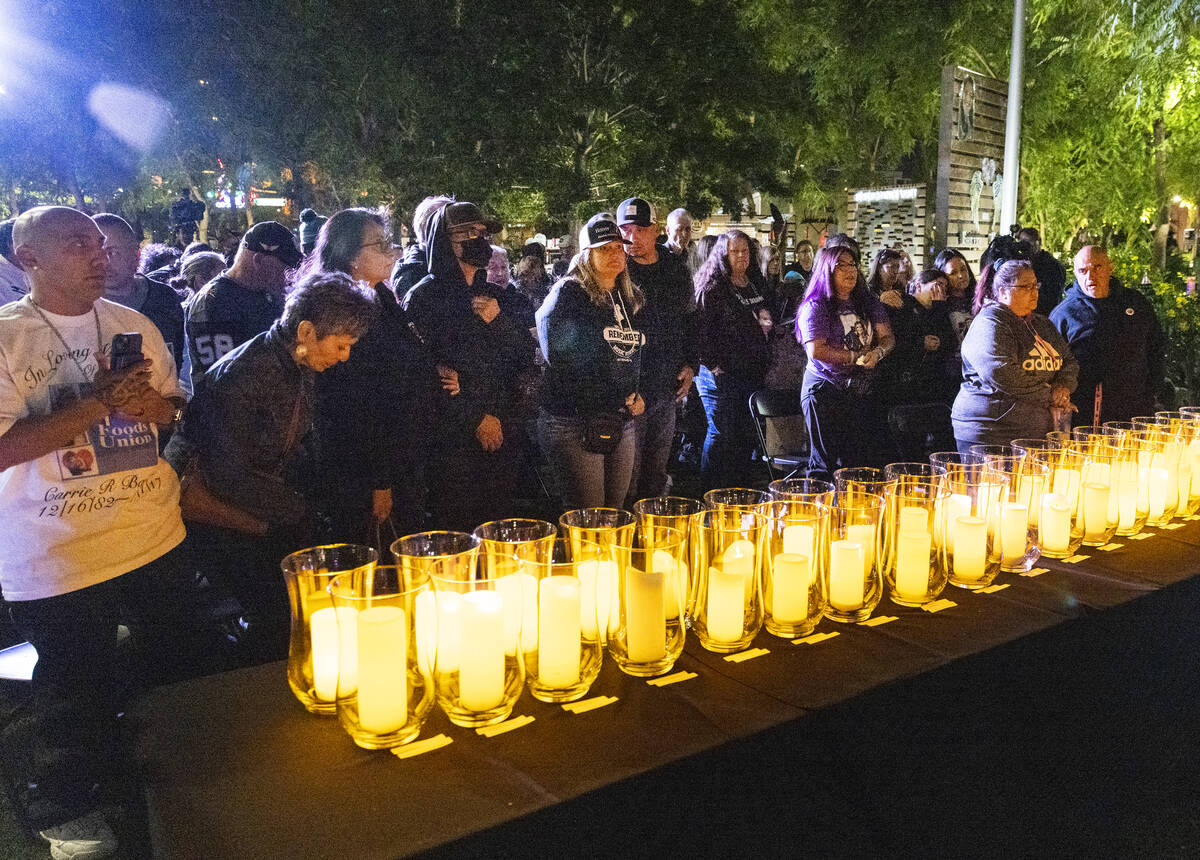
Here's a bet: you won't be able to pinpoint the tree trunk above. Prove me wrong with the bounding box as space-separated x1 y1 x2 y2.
1152 116 1169 268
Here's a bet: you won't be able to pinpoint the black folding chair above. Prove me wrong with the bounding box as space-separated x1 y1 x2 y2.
748 389 809 482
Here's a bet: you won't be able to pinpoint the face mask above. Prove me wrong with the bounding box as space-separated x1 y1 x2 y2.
457 236 492 268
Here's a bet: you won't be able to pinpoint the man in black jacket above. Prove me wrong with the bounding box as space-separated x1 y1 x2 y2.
1019 227 1068 316
402 201 537 530
1049 245 1165 425
618 196 696 501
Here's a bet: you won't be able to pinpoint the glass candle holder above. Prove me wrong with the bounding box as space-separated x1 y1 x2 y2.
833 466 896 500
692 509 765 652
1039 446 1085 558
760 499 829 637
391 531 482 686
985 457 1047 571
326 566 435 749
1132 427 1180 527
882 479 947 606
823 491 885 622
607 525 687 676
940 462 1005 590
559 508 636 644
1046 430 1072 445
282 543 379 715
473 519 556 654
1100 427 1148 536
632 496 703 625
968 443 1023 463
429 569 527 729
703 487 771 512
1179 409 1200 513
883 462 948 485
1156 412 1199 516
520 537 604 703
1070 442 1120 546
767 477 835 504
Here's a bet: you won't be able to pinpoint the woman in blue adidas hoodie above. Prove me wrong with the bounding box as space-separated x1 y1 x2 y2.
952 260 1078 452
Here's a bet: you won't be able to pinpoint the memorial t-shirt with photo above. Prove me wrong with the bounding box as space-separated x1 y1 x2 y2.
0 296 186 600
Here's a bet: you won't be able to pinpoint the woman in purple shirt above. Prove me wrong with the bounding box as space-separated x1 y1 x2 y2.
797 245 895 481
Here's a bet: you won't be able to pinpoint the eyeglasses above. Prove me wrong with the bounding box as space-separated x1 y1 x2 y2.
834 262 858 272
359 239 397 253
449 225 491 241
1010 280 1040 293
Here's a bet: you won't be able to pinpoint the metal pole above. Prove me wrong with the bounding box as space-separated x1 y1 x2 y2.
1000 0 1025 232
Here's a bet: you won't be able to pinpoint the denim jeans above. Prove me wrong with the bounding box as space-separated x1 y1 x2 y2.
5 543 216 829
694 366 758 490
627 393 678 503
538 410 636 510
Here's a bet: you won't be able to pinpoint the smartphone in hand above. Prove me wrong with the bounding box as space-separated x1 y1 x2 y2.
109 332 144 371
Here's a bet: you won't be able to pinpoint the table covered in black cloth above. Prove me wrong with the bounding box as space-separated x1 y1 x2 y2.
129 520 1200 858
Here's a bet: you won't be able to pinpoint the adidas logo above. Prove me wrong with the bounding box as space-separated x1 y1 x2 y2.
1022 335 1062 372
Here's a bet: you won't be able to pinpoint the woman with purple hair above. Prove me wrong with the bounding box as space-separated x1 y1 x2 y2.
797 244 895 481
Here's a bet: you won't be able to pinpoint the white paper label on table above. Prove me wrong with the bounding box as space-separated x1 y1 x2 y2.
828 540 866 611
1098 543 1123 552
860 615 898 627
1021 567 1048 577
355 605 408 734
477 715 535 737
771 552 811 623
978 583 1010 594
921 598 957 613
723 647 769 663
392 734 453 760
538 576 581 689
794 631 840 645
647 671 697 687
459 591 505 712
1163 522 1185 531
1128 532 1152 541
625 566 666 663
562 695 618 714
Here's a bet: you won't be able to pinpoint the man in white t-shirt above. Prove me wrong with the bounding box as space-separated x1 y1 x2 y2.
0 206 206 860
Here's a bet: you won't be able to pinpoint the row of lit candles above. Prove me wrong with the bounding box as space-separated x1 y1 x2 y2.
281 411 1200 750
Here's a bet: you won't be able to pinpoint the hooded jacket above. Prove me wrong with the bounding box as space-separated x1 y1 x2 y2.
1048 277 1165 424
952 302 1078 445
401 207 537 446
536 278 642 418
390 242 427 301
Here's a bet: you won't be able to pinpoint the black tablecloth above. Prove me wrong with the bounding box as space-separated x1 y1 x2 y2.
130 522 1200 858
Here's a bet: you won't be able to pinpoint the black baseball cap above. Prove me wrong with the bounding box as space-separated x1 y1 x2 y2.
443 201 502 234
242 221 303 267
580 213 631 250
616 197 656 227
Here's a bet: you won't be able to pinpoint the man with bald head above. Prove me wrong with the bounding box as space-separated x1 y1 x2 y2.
1049 245 1165 424
93 213 185 374
0 206 201 857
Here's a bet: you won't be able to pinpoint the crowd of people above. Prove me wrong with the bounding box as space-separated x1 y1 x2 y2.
0 192 1170 858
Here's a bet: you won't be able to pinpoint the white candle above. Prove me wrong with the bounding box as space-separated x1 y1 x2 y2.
894 530 931 602
458 590 505 712
415 590 438 677
537 576 581 688
720 538 756 605
1081 482 1109 541
1040 492 1072 554
846 523 876 573
770 552 811 623
654 549 688 620
898 506 927 534
706 564 745 643
497 572 538 656
434 592 462 674
1148 465 1169 521
1117 460 1139 531
1017 474 1043 527
1189 443 1200 497
624 566 666 663
355 605 408 734
1053 468 1081 509
939 493 971 548
577 559 618 640
952 515 988 581
1000 501 1029 566
310 606 341 703
1164 444 1183 512
828 539 865 611
783 523 815 559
